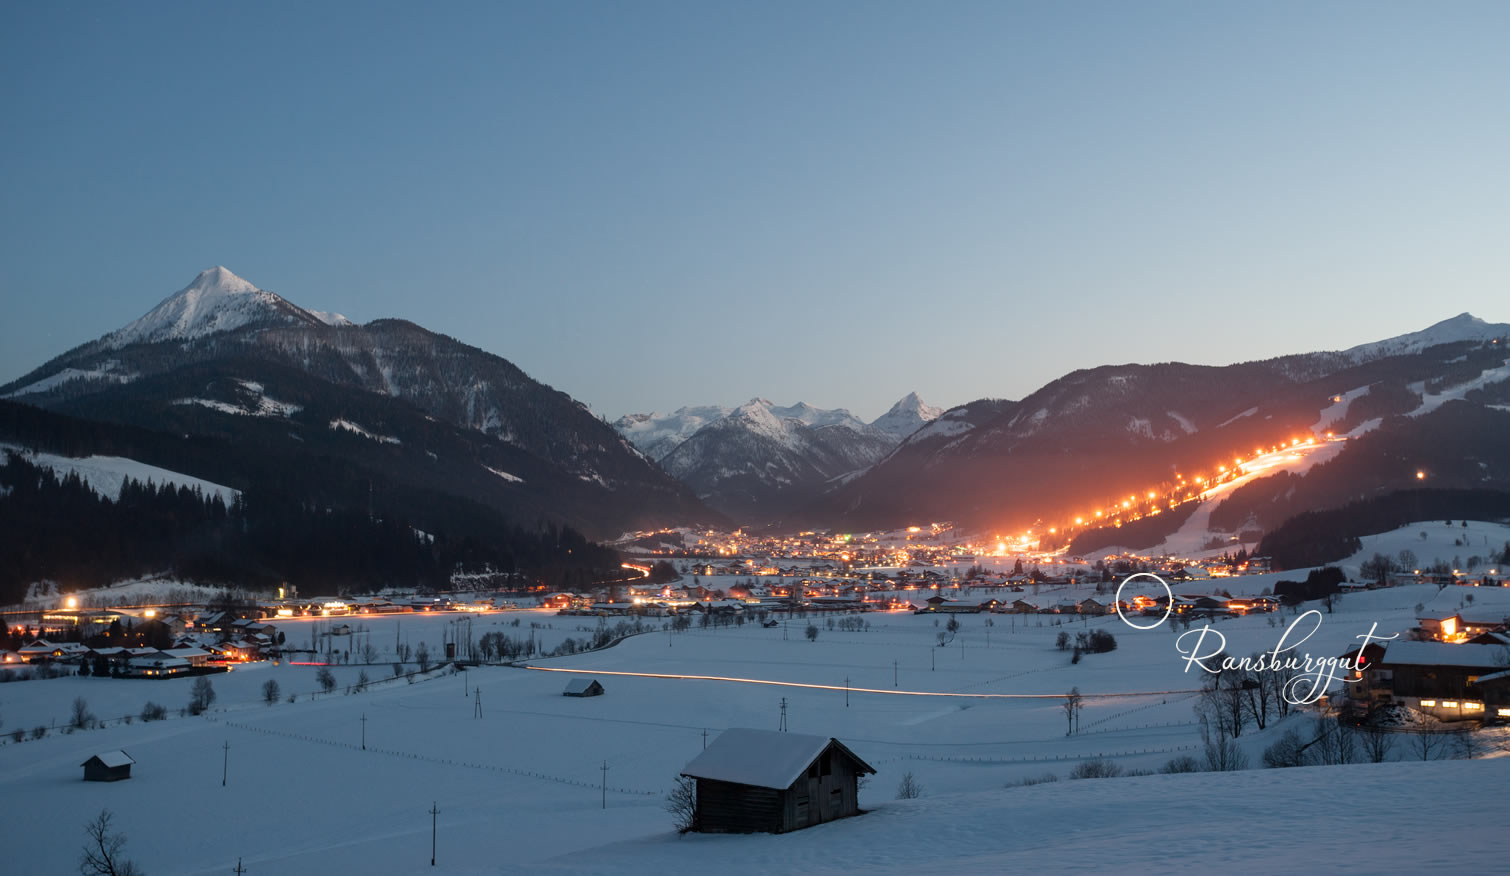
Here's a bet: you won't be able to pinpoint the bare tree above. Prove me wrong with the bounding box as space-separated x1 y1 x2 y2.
188 677 216 715
665 776 698 833
1357 723 1396 763
1262 727 1308 768
1412 729 1448 761
416 642 431 672
79 809 143 876
805 623 819 643
1062 687 1083 736
71 696 94 730
895 771 923 799
1453 729 1481 760
261 679 281 705
316 667 336 693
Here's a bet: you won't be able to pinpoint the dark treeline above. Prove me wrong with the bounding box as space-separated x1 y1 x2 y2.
1257 488 1510 570
0 452 617 604
1063 500 1201 555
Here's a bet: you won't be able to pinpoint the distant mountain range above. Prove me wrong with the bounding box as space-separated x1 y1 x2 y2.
4 266 1509 580
810 314 1510 542
1 267 716 540
614 393 942 522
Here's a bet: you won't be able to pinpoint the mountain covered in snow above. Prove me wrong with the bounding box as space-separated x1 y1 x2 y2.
614 394 941 523
0 268 715 538
811 318 1510 538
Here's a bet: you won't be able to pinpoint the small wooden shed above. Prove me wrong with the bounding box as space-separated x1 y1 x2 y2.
82 750 135 782
680 728 875 834
562 677 605 697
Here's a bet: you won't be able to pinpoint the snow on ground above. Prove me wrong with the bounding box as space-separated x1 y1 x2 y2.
0 444 239 504
1406 357 1510 418
534 758 1510 876
2 587 1493 875
9 575 243 611
329 418 401 444
1342 519 1510 575
0 364 137 399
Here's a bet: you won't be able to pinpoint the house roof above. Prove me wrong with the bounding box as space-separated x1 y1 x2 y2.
680 728 875 790
84 751 135 769
563 677 600 694
1379 641 1510 670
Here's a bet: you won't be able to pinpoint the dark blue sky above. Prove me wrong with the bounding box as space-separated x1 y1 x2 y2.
3 1 1508 420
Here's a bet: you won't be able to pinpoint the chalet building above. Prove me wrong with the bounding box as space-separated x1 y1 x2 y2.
1077 598 1110 615
82 751 135 782
1348 641 1508 721
161 646 211 668
126 653 191 678
563 678 605 697
1010 599 1039 614
920 596 979 613
680 729 875 834
1417 611 1466 642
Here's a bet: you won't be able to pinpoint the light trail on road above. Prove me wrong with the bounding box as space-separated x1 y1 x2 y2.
521 664 1204 700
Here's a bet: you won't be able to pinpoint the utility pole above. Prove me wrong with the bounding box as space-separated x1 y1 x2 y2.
361 713 367 750
233 858 248 875
894 659 898 687
429 802 439 867
931 646 935 671
222 740 229 786
845 676 849 707
702 728 708 750
779 697 788 731
601 761 609 809
474 688 482 719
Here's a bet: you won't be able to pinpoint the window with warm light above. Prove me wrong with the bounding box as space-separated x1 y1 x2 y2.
1464 702 1483 711
1441 701 1459 708
1420 700 1436 707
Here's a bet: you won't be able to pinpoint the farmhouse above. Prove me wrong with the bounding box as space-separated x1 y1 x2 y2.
82 751 135 782
679 728 875 834
1351 641 1509 721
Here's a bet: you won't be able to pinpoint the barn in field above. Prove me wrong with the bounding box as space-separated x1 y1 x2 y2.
679 728 875 834
81 751 135 782
562 678 605 697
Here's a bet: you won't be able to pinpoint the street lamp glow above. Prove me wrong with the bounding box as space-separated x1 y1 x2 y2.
1416 470 1426 480
65 596 77 609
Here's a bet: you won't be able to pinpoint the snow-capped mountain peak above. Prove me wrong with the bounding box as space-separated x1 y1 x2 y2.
868 391 944 442
1343 312 1510 362
102 267 326 349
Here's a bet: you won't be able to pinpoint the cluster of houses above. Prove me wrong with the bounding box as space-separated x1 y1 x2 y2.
915 592 1280 617
3 610 282 677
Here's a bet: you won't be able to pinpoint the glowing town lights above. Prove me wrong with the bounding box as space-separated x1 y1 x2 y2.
1048 527 1057 535
66 597 77 609
1122 501 1130 508
144 609 156 618
1416 470 1426 480
1094 510 1103 518
1218 465 1227 473
1146 491 1156 499
1074 517 1084 525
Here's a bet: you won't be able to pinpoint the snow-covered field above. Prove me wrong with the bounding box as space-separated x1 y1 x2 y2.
0 443 239 504
3 584 1503 875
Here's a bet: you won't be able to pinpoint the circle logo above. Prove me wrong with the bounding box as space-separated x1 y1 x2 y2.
1114 572 1173 630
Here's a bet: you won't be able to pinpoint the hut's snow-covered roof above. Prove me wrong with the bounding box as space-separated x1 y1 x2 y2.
680 728 873 790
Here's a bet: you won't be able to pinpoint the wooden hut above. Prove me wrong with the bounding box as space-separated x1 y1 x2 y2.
562 677 605 697
680 728 875 834
82 751 135 782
